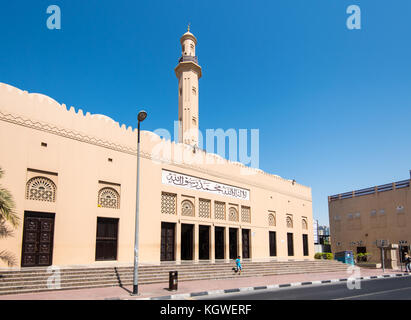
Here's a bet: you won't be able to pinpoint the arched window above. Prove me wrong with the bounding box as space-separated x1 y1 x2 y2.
98 187 120 209
302 218 308 230
181 200 194 217
268 213 276 226
26 176 56 202
229 207 239 222
286 216 293 228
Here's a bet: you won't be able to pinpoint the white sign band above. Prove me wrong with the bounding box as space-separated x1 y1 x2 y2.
162 169 250 200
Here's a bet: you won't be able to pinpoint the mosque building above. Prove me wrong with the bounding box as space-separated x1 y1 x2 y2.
0 28 313 268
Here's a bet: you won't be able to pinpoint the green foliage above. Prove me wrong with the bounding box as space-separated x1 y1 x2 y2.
314 253 322 259
355 252 370 262
0 168 19 227
0 167 19 266
314 252 334 260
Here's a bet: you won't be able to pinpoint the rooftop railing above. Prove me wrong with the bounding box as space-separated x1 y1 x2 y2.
329 179 410 202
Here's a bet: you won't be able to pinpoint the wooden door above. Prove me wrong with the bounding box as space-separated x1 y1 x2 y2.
21 212 55 267
161 222 175 261
229 228 238 259
199 225 210 260
269 231 277 257
181 224 194 260
95 217 119 261
287 232 294 256
215 227 225 259
302 234 309 256
242 229 250 259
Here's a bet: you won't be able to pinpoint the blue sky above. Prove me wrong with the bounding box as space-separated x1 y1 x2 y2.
1 1 410 225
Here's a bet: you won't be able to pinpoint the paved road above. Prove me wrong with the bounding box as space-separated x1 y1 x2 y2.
196 276 411 300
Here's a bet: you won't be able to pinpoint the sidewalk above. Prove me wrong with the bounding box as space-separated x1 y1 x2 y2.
0 268 408 300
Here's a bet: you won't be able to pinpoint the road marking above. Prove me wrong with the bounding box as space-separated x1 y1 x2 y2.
172 293 191 299
152 274 411 300
266 284 280 289
239 287 253 292
207 289 225 295
334 286 411 300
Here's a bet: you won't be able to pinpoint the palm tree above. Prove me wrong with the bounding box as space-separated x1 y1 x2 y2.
0 167 20 266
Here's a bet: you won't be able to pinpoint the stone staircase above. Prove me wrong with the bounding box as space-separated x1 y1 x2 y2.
0 259 350 296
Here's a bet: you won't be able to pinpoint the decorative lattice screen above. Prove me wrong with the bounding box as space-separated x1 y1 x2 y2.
241 206 251 223
214 201 225 220
199 199 211 218
26 177 56 202
98 187 120 209
161 192 176 215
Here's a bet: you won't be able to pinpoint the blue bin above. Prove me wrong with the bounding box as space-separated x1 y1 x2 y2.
334 251 354 265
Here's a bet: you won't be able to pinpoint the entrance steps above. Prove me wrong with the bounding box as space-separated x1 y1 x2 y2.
0 259 349 296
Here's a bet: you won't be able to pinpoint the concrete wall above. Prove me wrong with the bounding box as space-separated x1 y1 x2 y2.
329 182 411 263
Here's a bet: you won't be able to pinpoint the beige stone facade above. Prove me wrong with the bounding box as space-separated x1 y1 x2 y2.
328 173 411 263
0 30 313 269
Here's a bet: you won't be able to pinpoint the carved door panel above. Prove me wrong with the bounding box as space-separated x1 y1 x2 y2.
161 223 175 261
95 218 119 261
21 212 55 267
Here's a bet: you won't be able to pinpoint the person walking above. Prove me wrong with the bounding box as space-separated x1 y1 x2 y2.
405 253 411 272
235 256 242 275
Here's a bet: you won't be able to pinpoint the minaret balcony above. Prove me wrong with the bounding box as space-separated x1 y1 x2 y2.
179 55 199 64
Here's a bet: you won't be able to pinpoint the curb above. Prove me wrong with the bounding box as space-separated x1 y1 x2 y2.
127 272 411 300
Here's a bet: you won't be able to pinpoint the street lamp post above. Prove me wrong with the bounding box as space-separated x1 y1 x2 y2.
132 110 147 296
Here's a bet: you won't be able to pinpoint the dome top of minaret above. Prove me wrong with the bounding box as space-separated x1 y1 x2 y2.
180 24 197 45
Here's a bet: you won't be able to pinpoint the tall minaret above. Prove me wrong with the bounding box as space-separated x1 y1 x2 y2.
175 25 202 146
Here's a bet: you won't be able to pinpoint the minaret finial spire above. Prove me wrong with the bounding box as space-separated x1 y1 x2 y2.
187 23 191 32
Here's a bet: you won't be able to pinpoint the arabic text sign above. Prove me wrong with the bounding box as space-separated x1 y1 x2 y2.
162 170 250 200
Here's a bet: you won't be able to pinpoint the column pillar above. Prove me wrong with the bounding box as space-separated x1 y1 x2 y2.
194 223 199 261
210 225 215 262
225 227 230 261
176 221 181 262
238 227 242 259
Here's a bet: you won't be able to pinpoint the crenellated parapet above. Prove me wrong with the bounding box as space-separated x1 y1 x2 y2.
0 82 311 200
0 82 139 148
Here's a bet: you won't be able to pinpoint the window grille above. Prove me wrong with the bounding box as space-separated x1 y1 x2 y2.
98 187 120 209
161 192 176 215
26 177 56 202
